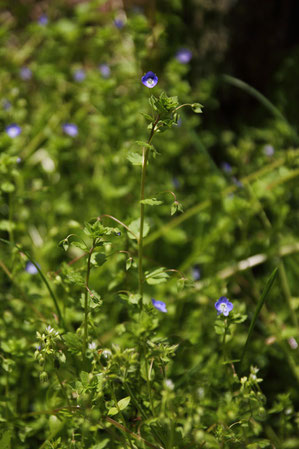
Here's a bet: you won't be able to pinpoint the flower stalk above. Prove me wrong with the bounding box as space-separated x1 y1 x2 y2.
138 115 160 302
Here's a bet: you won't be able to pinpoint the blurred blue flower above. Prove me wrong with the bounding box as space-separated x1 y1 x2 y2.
62 123 78 137
172 177 180 189
114 18 124 29
99 64 111 78
17 157 22 164
221 162 232 173
73 69 86 82
25 261 39 274
20 67 32 80
142 71 158 88
2 99 11 110
215 296 233 316
232 176 243 188
176 48 192 64
192 265 201 281
38 14 48 25
264 145 274 156
151 298 167 313
6 124 22 138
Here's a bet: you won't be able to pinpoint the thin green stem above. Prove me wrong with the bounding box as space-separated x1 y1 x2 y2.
0 238 64 326
138 115 160 301
83 239 95 360
222 320 228 362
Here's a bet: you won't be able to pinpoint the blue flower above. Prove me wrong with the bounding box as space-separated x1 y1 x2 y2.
172 177 180 189
192 265 201 281
232 176 243 188
62 123 78 137
25 262 39 275
114 18 124 29
215 296 233 316
142 71 158 88
99 64 111 78
221 162 232 173
264 145 274 156
176 48 192 64
2 99 11 110
38 14 48 25
73 69 86 82
151 298 167 313
6 124 22 138
20 67 32 80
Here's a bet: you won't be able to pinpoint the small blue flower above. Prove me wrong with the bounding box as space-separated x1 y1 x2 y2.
17 157 22 164
192 265 201 281
62 123 78 137
264 145 274 156
232 176 243 188
142 71 158 88
20 67 32 80
99 64 111 78
176 48 192 64
172 177 180 189
6 124 22 138
114 18 124 29
38 14 48 25
215 296 233 316
221 162 232 173
151 298 167 313
73 69 86 82
25 261 39 275
2 99 11 110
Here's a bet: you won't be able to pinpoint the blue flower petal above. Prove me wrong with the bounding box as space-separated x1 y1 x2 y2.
151 298 167 313
141 71 158 88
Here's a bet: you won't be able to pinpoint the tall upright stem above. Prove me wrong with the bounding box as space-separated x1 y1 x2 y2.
83 240 95 360
138 116 159 302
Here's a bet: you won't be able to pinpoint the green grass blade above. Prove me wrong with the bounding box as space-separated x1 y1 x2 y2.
222 74 298 142
0 237 64 326
240 267 278 367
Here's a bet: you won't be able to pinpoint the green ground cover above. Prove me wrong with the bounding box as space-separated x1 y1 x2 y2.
1 1 299 448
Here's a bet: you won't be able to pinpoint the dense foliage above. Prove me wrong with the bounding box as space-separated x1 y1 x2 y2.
1 1 299 448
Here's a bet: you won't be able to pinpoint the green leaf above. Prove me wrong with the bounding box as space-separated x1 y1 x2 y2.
91 440 110 449
1 182 15 193
94 253 107 267
70 240 87 251
80 371 89 387
108 407 118 416
126 257 132 270
127 152 143 166
0 430 12 449
145 267 169 285
170 201 183 215
191 103 204 113
89 290 102 306
127 218 150 240
135 140 154 150
140 112 154 122
119 292 140 304
240 267 278 366
63 332 82 354
118 396 131 411
58 239 69 251
140 198 163 206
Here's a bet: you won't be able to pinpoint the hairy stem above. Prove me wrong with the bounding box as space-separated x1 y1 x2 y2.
83 239 95 360
138 116 160 301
